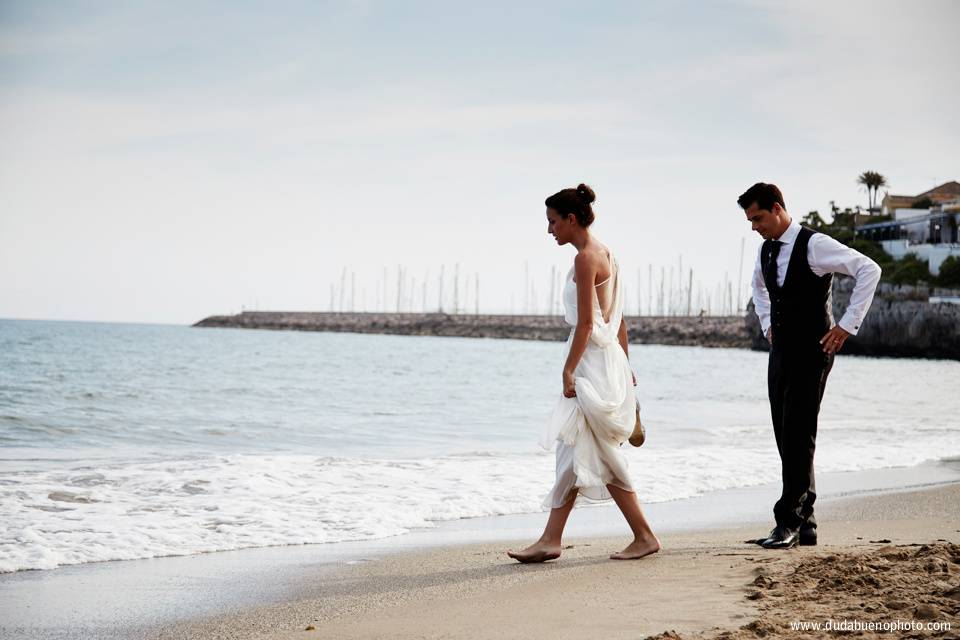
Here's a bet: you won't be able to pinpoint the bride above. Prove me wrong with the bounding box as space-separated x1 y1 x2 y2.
507 183 661 563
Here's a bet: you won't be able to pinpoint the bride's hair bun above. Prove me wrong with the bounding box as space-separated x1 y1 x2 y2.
545 182 597 227
576 183 596 205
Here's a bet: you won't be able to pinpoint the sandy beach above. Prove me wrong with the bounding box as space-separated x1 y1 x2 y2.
4 3 960 640
128 482 960 640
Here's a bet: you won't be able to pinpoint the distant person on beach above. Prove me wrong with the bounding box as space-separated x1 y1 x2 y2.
507 184 660 563
739 182 882 549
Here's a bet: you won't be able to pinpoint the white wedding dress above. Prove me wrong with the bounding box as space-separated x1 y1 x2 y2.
540 250 636 508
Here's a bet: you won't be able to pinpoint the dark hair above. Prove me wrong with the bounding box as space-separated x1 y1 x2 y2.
737 182 786 212
545 183 596 227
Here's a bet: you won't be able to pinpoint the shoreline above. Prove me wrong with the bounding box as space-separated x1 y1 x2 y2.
2 460 959 639
151 481 960 640
167 482 960 640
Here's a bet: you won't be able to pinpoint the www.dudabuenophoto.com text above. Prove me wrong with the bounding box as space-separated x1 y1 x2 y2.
790 619 952 633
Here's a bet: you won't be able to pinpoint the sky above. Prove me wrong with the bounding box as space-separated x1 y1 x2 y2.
1 0 958 323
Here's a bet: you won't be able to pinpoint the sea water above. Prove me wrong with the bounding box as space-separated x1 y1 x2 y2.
1 319 957 572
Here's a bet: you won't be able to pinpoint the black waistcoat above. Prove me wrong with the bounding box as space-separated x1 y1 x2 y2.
764 227 834 351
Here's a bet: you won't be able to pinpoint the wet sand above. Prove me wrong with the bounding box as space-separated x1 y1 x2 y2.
144 482 960 640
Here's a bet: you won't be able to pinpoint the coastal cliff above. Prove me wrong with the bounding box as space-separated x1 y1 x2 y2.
193 312 751 348
745 278 960 359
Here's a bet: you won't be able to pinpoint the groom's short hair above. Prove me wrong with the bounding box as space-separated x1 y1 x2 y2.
737 183 785 212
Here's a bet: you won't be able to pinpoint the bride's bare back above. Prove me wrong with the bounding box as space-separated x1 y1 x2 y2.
572 242 616 324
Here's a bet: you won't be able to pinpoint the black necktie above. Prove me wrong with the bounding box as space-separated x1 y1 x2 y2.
762 240 783 291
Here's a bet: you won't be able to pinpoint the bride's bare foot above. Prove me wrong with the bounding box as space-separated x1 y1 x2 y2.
507 541 562 564
610 536 661 560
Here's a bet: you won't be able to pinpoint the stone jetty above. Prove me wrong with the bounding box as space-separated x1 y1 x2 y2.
193 312 751 348
196 278 959 359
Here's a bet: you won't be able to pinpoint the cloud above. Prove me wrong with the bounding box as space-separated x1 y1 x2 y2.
1 1 958 322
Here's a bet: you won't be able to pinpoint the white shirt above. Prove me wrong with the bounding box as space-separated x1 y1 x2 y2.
751 219 882 337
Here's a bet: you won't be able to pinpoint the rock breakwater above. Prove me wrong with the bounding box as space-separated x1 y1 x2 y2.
193 312 751 348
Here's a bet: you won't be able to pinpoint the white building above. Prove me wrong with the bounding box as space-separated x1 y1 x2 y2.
880 239 960 276
893 207 933 243
859 200 960 276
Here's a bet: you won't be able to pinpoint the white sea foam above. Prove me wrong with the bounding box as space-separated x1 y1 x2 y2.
3 422 959 573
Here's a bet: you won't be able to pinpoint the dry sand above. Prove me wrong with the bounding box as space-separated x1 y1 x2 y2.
148 483 960 640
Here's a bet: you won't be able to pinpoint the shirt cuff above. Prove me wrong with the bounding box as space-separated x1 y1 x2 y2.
837 315 861 336
760 317 771 335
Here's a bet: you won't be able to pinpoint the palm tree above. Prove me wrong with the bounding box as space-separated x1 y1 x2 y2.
857 171 888 214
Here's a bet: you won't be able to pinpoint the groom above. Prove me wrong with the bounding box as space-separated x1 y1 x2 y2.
738 183 882 549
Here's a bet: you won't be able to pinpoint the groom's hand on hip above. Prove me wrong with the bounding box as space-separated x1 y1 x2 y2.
820 326 850 354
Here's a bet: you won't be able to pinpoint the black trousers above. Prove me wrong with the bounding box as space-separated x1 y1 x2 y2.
767 345 833 529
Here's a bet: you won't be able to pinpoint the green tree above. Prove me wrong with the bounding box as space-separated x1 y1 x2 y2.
912 197 934 209
827 210 856 244
802 210 827 230
848 239 894 270
890 253 932 285
938 256 960 288
830 207 855 231
857 171 888 213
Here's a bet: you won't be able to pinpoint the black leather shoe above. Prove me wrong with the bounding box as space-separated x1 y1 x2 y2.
746 528 779 545
761 526 799 549
799 524 817 546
